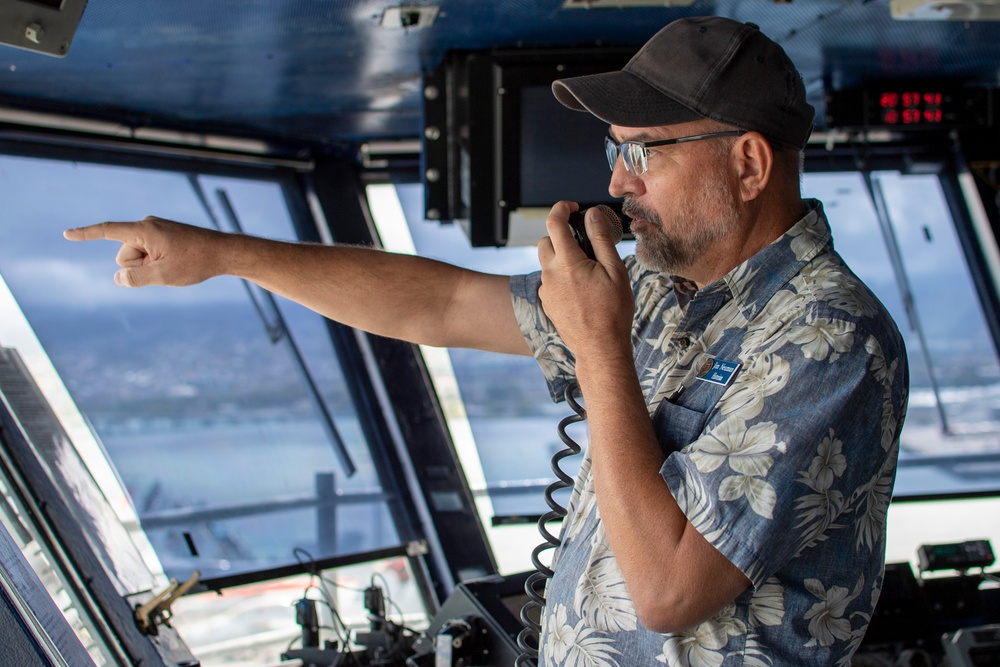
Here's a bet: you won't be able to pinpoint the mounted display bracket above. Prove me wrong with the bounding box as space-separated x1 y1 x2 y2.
0 0 89 57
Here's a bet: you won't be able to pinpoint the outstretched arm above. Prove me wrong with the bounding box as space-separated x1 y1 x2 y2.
64 216 530 355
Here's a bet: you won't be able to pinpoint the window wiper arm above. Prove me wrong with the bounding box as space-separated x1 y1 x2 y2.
186 175 357 477
862 171 950 436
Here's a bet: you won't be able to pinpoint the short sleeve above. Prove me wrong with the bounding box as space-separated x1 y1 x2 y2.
509 271 577 403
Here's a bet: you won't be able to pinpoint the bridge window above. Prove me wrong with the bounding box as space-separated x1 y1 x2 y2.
803 170 1000 497
0 155 413 588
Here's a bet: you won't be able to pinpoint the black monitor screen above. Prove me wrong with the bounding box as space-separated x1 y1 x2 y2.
423 48 635 246
519 85 613 207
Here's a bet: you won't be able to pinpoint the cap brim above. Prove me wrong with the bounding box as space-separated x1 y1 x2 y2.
552 69 704 128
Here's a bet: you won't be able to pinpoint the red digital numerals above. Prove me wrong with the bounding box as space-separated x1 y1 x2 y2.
879 91 943 125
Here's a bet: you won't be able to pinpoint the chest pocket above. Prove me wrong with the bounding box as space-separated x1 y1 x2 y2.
651 378 729 456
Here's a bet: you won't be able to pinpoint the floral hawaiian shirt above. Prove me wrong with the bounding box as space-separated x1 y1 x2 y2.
509 200 909 666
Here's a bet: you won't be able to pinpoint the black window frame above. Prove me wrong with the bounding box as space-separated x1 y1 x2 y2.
806 132 1000 502
0 130 491 607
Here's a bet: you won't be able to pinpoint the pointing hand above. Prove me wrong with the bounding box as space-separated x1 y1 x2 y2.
64 216 227 288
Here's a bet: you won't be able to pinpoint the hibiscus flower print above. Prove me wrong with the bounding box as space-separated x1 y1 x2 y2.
785 316 855 363
656 620 728 667
717 353 789 419
805 430 847 492
803 578 861 647
689 417 784 476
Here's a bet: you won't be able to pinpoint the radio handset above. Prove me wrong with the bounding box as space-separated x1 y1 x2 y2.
567 205 623 259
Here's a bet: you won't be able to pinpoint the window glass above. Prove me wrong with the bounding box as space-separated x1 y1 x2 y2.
373 183 635 572
0 155 404 585
877 172 1000 439
801 171 1000 497
378 184 562 520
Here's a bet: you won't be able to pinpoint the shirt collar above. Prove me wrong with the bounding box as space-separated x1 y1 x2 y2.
671 199 830 316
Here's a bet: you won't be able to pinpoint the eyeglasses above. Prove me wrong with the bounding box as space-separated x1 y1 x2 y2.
605 131 745 176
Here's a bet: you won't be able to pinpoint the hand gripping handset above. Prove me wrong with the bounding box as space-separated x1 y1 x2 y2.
566 204 623 259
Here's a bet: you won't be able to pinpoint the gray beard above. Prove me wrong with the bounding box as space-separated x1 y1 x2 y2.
625 189 741 276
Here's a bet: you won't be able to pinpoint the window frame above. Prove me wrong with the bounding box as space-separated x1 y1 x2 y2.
805 136 1000 502
0 135 452 596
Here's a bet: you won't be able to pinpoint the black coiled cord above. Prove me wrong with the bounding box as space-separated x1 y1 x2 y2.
515 382 585 667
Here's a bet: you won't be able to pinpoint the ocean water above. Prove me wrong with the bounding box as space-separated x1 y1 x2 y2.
95 397 1000 579
97 414 581 578
101 417 394 578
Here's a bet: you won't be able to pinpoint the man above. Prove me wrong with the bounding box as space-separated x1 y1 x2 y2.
66 16 907 666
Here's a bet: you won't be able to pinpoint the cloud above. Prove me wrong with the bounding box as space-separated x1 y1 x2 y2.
2 257 241 307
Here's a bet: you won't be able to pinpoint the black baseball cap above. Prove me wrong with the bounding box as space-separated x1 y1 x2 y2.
552 16 815 149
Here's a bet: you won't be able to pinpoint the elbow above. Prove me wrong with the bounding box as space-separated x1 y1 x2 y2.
634 598 702 635
631 582 742 634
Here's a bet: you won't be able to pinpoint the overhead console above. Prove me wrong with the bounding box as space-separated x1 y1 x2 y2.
0 0 88 57
421 47 636 248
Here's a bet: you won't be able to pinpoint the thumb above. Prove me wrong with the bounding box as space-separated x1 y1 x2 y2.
585 205 624 264
115 265 157 288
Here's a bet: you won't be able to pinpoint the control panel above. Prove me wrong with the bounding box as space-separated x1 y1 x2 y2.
918 540 995 574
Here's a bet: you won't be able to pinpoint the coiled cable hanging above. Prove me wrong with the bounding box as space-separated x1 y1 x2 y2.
515 382 586 666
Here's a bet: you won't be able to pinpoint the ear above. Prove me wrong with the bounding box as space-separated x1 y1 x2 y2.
730 132 773 202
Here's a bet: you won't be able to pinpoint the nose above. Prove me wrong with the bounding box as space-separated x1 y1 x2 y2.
608 158 643 199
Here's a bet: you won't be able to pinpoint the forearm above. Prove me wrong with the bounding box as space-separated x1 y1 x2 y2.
575 356 689 615
575 354 750 632
65 216 530 353
222 234 528 353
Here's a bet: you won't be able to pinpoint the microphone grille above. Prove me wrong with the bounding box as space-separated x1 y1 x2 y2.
593 204 624 244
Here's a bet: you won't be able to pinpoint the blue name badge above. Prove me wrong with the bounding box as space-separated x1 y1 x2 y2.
697 358 742 387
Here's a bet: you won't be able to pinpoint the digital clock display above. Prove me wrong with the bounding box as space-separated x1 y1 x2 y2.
825 85 994 130
878 91 943 125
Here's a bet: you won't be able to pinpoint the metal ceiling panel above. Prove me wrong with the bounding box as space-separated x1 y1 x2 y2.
0 0 996 152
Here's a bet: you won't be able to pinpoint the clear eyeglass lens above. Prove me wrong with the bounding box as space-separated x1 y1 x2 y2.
605 137 619 172
623 142 648 176
605 137 649 176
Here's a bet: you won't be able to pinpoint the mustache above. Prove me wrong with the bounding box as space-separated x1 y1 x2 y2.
622 197 658 225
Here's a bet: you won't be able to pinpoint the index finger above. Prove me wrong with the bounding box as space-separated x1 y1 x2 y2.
63 221 136 242
543 200 580 252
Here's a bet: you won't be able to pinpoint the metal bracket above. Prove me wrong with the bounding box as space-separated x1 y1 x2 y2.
134 571 201 636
